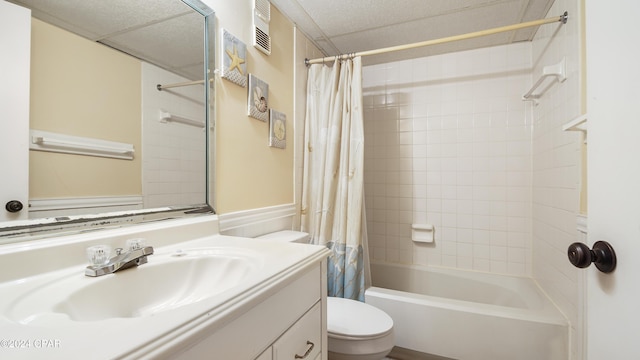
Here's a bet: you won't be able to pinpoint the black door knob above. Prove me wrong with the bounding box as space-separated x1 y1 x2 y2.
568 241 616 273
5 200 23 213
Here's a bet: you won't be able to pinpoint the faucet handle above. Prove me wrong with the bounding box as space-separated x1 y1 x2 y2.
126 238 146 251
86 245 111 267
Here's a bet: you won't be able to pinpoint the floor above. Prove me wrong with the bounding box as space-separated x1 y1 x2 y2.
386 347 456 360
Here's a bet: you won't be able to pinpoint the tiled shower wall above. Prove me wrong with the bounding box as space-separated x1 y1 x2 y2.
141 63 207 208
363 42 534 276
531 0 583 358
361 2 583 355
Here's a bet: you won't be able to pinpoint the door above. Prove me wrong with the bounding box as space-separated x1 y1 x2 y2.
586 0 640 358
0 1 30 222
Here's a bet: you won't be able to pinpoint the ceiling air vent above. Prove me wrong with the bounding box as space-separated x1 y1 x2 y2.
253 0 271 55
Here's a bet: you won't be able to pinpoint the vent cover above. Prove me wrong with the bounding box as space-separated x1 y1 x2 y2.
253 0 271 55
254 0 270 22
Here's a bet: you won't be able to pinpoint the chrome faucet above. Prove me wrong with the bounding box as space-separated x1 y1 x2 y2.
85 241 154 277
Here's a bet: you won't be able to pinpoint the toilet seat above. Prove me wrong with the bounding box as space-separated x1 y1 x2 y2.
327 297 393 338
326 297 394 360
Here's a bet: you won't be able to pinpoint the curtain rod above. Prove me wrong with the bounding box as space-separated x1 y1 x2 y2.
305 11 568 66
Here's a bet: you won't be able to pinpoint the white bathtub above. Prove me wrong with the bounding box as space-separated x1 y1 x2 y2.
365 262 568 360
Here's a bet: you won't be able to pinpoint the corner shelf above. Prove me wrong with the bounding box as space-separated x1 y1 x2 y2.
563 114 587 143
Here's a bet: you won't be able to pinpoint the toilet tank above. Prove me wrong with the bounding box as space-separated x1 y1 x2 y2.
257 230 310 244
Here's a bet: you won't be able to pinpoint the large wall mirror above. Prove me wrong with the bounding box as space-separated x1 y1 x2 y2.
0 0 215 242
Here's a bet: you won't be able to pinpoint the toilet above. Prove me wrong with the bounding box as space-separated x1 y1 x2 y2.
257 231 395 360
326 296 395 360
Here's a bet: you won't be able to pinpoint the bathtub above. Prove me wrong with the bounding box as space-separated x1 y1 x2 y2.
365 262 568 360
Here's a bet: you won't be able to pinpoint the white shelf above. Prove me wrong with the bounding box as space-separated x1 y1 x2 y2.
29 130 134 160
159 110 205 129
563 114 588 143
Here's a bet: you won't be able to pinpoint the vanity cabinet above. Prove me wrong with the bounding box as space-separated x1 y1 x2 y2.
175 259 327 360
256 348 273 360
256 302 322 360
0 216 330 360
272 302 322 359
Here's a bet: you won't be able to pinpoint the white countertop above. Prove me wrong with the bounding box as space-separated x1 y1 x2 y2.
0 216 329 359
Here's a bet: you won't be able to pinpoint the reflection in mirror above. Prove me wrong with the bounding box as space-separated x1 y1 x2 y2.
0 0 215 242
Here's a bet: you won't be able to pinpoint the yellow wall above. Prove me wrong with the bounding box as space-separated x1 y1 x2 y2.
209 0 295 213
30 1 297 212
29 19 142 198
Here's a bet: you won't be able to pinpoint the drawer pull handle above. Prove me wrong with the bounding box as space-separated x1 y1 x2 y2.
294 341 314 359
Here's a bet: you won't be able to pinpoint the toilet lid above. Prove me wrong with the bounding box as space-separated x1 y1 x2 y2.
327 297 393 338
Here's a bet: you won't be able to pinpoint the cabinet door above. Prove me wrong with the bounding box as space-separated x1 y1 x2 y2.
273 302 322 360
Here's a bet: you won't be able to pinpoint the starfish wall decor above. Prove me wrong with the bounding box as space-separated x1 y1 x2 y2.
221 29 247 87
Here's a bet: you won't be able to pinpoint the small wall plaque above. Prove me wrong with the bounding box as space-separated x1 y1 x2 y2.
221 29 247 87
269 109 286 149
248 74 269 122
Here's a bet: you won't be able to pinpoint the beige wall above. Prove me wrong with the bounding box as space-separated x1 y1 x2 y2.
29 19 142 198
208 0 295 214
30 1 303 212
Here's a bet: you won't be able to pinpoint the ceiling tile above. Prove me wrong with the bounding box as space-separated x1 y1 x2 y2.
102 11 204 79
273 0 558 63
295 0 513 37
327 1 523 54
9 0 207 80
10 0 190 40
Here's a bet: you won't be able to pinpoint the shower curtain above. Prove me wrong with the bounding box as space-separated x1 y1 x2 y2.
301 57 366 301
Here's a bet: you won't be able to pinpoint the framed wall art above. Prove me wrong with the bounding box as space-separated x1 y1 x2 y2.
269 109 286 149
248 74 269 122
221 29 247 87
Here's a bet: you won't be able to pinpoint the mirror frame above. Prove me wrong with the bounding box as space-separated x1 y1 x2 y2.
0 0 216 243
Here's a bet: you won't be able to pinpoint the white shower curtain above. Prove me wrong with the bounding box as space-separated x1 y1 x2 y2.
301 57 366 301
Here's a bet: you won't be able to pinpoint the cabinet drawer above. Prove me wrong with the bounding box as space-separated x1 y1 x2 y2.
273 302 322 360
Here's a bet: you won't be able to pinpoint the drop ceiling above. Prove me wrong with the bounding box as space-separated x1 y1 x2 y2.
9 0 557 73
271 0 557 64
8 0 207 80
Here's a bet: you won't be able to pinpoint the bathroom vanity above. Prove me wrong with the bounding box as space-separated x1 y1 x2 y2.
0 216 329 359
0 2 331 358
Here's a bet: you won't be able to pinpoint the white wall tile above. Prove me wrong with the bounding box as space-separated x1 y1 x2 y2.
364 42 534 277
141 63 206 209
530 0 582 357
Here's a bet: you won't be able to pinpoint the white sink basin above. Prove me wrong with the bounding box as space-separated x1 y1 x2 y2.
6 247 262 323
